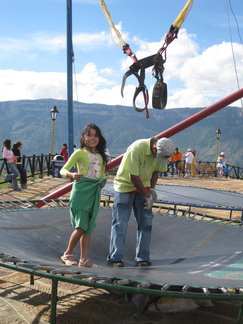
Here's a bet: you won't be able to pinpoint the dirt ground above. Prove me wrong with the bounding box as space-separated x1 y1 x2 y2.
0 175 243 323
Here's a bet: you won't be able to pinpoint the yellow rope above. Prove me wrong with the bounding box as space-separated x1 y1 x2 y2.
172 0 194 29
99 0 126 48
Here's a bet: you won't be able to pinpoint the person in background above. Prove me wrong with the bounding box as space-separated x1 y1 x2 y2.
107 137 174 268
216 152 224 177
2 139 20 191
12 141 28 189
60 123 108 268
218 152 230 178
173 148 182 175
183 148 194 177
191 149 197 177
105 148 112 162
60 143 68 162
167 155 176 176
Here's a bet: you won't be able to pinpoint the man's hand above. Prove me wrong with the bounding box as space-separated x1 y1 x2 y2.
149 188 157 202
144 196 154 209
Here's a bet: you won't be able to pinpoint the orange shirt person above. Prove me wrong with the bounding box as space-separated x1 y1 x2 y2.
173 148 182 169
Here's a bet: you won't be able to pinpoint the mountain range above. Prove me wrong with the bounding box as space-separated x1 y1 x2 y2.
1 99 242 167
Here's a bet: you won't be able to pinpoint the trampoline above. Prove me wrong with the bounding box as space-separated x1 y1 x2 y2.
1 192 243 323
103 182 243 210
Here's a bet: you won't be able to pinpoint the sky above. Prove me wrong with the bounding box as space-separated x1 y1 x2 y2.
0 0 242 109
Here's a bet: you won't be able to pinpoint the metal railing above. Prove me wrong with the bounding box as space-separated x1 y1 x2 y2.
0 154 54 185
166 160 243 179
1 155 243 186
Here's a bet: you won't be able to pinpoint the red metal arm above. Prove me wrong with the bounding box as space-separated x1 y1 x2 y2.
35 88 243 208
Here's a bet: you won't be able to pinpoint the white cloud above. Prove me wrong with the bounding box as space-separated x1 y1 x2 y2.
0 29 242 110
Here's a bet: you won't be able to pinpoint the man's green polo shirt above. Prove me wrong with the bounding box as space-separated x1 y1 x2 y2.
114 138 166 193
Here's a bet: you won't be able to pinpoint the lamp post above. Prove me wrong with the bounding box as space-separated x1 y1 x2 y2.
215 128 221 163
50 105 59 156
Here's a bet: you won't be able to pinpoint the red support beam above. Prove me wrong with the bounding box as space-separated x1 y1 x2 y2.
35 88 243 208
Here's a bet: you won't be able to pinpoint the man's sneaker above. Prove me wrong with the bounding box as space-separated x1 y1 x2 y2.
106 260 124 268
134 261 151 267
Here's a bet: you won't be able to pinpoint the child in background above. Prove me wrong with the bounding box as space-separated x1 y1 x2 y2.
60 143 68 162
60 123 108 268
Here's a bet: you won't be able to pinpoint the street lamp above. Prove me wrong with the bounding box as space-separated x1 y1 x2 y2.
215 128 221 163
50 105 59 156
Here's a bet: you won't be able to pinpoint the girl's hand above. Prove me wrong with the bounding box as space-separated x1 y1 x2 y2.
71 173 84 180
100 183 106 188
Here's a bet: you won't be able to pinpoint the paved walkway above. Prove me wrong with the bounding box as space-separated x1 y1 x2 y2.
0 176 71 202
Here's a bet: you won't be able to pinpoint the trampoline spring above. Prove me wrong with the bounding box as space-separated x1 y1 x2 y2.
202 287 210 295
113 279 130 286
166 207 174 215
220 287 229 294
2 256 21 264
0 253 10 259
58 199 68 207
51 269 81 275
90 276 112 284
182 285 190 293
161 284 170 291
201 214 208 220
33 265 57 272
18 263 38 269
72 274 93 279
41 199 53 207
9 201 21 208
237 288 243 294
157 206 162 213
51 199 60 206
137 282 151 289
181 210 187 216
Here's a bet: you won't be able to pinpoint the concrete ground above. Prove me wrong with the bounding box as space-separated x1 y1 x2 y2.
0 175 243 323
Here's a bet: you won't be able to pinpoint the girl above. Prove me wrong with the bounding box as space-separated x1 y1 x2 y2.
2 139 20 191
60 123 108 268
12 141 28 189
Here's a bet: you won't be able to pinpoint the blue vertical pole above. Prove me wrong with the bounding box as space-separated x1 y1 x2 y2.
67 0 74 158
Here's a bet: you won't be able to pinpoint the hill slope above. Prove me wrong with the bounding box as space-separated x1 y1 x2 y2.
0 99 242 166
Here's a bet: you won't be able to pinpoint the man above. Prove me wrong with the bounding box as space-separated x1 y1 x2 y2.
183 148 194 177
107 137 174 268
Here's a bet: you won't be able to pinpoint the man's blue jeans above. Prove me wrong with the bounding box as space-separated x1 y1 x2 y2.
107 191 153 263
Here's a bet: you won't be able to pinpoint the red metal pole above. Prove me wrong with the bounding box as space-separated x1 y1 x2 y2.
36 88 243 208
107 88 243 170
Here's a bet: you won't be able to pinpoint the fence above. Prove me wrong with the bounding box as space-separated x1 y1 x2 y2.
162 160 243 179
1 155 243 185
0 154 54 185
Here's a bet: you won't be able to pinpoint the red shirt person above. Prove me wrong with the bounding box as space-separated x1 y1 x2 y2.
60 143 68 162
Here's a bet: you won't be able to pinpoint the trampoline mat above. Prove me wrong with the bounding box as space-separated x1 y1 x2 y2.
103 183 243 209
1 207 243 289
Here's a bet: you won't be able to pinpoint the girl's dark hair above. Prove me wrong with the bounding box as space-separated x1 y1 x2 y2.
12 141 22 150
2 139 11 152
80 123 108 164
